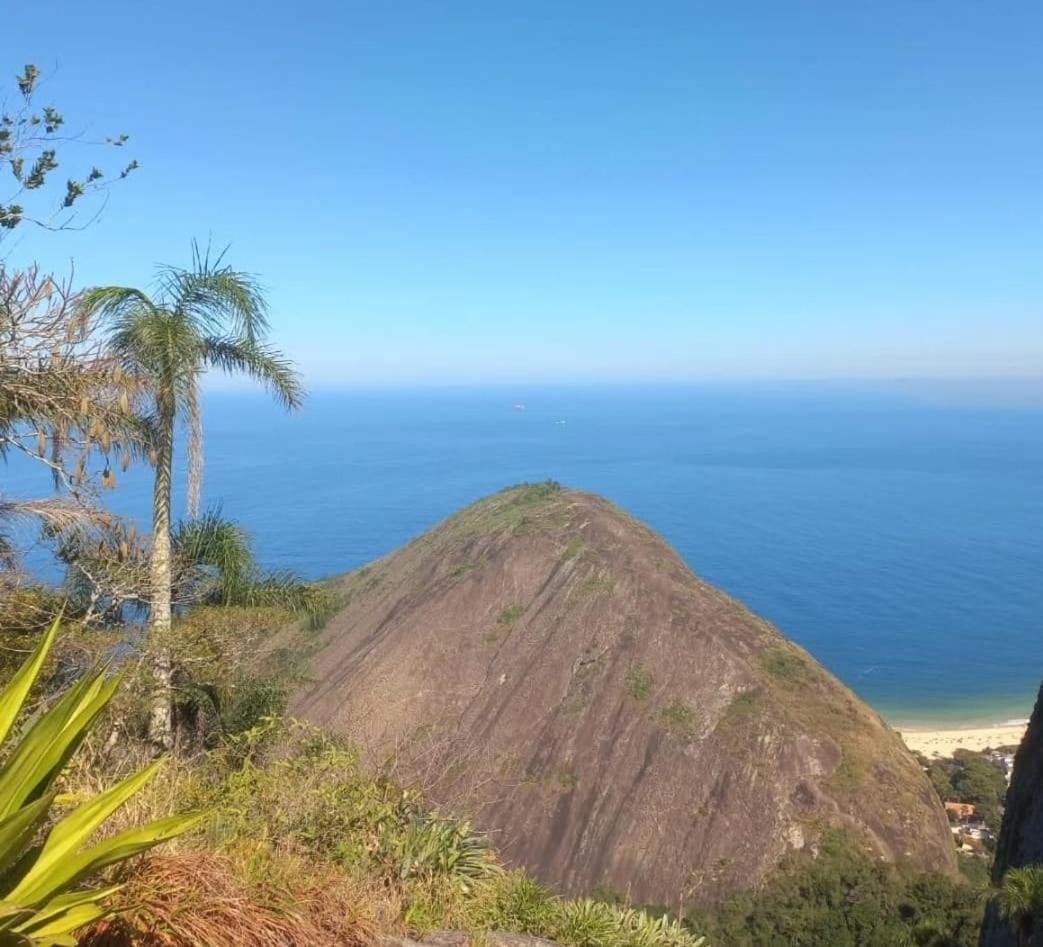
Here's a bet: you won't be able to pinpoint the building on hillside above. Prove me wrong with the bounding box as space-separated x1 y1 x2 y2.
958 834 987 854
945 801 976 821
984 749 1018 782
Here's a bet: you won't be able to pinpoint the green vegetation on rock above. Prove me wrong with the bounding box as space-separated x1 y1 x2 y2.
659 700 698 740
561 540 585 562
498 604 526 626
758 644 816 683
626 664 654 701
447 482 568 539
719 690 761 729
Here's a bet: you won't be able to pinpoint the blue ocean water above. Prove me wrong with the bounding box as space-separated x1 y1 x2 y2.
6 383 1042 725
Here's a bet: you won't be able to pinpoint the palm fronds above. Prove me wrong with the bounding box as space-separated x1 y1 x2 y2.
81 247 303 531
200 337 304 410
389 814 500 890
173 509 329 624
81 247 303 745
173 510 253 605
998 865 1043 944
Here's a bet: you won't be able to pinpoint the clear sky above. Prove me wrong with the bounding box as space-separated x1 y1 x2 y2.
5 1 1043 385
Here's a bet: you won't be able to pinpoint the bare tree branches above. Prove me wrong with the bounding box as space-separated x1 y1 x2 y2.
0 262 149 579
1 264 148 472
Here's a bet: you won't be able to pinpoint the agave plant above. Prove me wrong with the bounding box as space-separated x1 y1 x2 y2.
552 900 707 947
388 812 500 890
555 898 620 947
0 617 202 945
613 906 706 947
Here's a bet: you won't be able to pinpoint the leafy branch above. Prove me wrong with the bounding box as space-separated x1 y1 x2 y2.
0 64 139 245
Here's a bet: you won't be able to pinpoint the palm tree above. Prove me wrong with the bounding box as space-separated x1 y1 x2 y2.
81 244 303 748
999 865 1043 946
172 508 329 623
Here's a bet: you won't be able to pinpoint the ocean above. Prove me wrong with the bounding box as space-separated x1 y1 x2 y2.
6 382 1042 726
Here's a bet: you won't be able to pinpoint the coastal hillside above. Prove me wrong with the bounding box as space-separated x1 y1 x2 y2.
293 483 957 906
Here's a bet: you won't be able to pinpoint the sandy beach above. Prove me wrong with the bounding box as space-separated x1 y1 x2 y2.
897 723 1028 758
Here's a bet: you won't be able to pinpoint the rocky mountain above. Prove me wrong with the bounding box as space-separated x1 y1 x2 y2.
293 483 957 906
980 682 1043 947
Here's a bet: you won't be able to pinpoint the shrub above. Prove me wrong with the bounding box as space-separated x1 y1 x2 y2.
758 645 814 683
659 700 698 740
560 541 585 562
217 679 289 737
146 605 309 748
556 898 620 947
626 665 654 701
390 815 501 890
466 883 708 947
182 720 500 891
497 605 526 626
473 872 560 935
720 690 760 728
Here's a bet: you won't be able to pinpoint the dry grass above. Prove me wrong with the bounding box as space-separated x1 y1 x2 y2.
78 852 375 947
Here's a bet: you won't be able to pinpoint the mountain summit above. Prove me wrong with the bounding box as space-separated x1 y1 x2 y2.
293 483 956 904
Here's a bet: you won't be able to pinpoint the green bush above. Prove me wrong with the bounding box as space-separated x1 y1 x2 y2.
217 679 288 737
184 720 500 891
475 872 560 935
556 898 621 947
626 665 654 701
659 700 698 740
156 604 311 748
497 605 526 626
467 882 707 947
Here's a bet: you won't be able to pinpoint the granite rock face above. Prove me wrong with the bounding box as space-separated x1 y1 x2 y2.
295 484 957 906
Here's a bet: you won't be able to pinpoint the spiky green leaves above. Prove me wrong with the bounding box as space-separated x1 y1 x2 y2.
998 865 1043 941
0 617 203 944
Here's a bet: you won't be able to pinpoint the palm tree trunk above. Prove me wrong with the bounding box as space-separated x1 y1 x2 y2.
147 403 175 751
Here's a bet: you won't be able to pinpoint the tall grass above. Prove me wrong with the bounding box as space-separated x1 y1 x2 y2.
74 716 707 947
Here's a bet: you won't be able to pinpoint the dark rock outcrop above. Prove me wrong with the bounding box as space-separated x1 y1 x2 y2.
980 682 1043 946
294 484 957 906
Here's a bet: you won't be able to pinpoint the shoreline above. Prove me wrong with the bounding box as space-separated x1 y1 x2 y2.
894 721 1029 758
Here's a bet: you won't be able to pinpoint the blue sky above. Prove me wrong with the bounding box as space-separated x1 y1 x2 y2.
5 1 1043 385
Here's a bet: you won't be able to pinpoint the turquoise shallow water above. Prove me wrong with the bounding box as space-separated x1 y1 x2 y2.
6 382 1042 725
